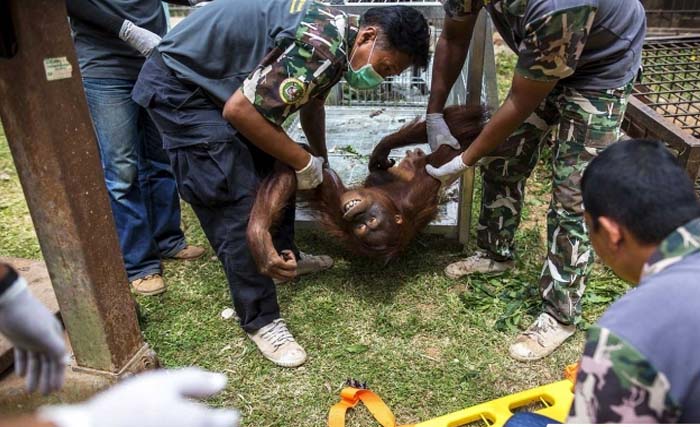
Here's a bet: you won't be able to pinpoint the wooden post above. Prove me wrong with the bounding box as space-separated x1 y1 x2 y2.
0 0 156 375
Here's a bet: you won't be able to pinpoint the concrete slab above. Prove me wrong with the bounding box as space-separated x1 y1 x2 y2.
0 360 112 415
0 258 60 374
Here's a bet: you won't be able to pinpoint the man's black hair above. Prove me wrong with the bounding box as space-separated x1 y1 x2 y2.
361 6 430 68
582 139 700 244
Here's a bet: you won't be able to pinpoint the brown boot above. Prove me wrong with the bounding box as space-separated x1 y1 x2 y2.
445 251 514 279
129 274 166 296
170 245 206 260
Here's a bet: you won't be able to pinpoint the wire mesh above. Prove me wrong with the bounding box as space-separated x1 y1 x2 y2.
634 36 700 138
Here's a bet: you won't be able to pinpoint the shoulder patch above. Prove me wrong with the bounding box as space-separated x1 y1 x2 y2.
279 77 307 104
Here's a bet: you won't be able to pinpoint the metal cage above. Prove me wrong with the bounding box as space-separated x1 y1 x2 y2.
622 35 700 185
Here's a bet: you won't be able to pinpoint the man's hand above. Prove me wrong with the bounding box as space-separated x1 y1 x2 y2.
0 278 67 395
425 155 471 187
118 20 161 57
295 155 324 190
426 113 460 152
39 368 240 427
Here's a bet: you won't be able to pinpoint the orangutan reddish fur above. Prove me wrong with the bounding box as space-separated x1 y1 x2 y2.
247 105 488 278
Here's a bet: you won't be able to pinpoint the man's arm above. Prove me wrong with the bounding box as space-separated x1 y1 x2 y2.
299 97 328 162
223 91 312 171
426 16 477 114
65 0 162 57
65 0 124 35
0 416 54 427
461 75 556 165
569 326 681 422
426 75 555 184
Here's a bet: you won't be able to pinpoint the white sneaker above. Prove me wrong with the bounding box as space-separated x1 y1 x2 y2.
247 319 307 368
274 251 334 284
509 313 576 361
445 251 514 279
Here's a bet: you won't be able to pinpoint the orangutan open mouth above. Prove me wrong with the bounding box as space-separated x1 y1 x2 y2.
343 199 361 213
342 199 369 221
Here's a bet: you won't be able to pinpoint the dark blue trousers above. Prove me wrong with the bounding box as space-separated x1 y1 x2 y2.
133 52 297 332
83 77 186 281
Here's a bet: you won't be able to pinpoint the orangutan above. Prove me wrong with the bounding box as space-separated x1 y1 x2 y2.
247 105 488 279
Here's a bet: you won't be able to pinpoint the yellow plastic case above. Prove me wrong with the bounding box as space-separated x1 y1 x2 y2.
415 379 574 427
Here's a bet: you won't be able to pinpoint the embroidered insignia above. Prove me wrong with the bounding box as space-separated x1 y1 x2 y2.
279 77 306 104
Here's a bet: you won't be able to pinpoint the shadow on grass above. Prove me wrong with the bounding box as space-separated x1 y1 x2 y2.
288 229 466 305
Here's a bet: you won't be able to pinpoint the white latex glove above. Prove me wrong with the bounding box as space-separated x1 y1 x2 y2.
425 155 471 187
426 113 460 152
39 368 240 427
118 20 162 57
0 277 67 395
295 154 324 190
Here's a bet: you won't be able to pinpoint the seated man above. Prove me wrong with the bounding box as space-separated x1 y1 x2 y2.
569 139 700 422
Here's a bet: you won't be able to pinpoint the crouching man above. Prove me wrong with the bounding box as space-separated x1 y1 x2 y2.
570 139 700 422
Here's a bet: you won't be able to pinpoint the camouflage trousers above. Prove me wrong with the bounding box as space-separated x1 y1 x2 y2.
476 81 634 325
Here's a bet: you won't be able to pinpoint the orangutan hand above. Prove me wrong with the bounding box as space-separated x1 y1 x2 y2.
261 250 297 281
247 223 298 281
369 145 396 172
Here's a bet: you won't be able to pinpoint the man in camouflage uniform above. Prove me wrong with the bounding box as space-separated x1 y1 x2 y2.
423 0 646 360
569 139 700 422
132 0 429 367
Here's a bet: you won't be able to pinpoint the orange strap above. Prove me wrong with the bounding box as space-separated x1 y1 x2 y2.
564 363 580 383
328 387 415 427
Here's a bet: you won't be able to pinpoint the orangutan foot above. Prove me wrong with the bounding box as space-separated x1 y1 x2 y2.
509 313 575 361
444 251 514 279
274 251 334 284
247 319 307 368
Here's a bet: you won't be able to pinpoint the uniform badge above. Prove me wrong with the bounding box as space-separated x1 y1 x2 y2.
279 77 306 105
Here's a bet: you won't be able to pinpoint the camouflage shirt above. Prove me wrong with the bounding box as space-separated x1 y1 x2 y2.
441 0 645 90
242 2 358 126
569 217 700 422
159 0 357 116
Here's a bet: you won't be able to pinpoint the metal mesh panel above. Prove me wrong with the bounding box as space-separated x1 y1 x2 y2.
634 36 700 138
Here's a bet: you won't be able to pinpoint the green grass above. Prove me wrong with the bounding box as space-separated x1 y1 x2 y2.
0 52 629 425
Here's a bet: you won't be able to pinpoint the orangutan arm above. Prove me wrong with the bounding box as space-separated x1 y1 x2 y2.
368 121 428 171
247 164 299 281
247 160 344 280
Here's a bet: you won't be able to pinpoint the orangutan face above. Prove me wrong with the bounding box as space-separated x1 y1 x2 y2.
340 189 404 251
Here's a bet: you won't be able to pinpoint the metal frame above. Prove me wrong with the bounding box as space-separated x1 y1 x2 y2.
295 5 497 245
621 35 700 182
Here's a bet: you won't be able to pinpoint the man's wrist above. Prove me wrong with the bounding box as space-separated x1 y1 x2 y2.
0 267 22 305
38 406 91 427
461 152 476 168
295 153 313 173
0 265 18 293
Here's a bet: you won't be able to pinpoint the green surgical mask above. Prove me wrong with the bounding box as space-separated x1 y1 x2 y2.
344 39 384 90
